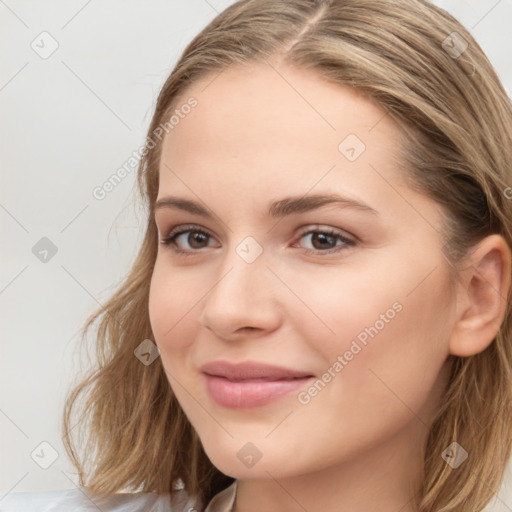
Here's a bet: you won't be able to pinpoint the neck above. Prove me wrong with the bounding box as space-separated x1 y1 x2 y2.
233 419 426 512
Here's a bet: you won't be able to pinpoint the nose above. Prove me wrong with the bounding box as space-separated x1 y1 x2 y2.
198 245 282 341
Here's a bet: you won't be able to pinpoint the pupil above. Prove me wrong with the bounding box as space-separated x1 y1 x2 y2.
313 233 334 249
189 232 208 248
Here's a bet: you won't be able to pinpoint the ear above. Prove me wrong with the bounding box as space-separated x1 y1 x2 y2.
449 234 511 357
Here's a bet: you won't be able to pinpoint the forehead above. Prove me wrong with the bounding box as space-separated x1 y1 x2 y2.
157 62 412 218
163 62 394 156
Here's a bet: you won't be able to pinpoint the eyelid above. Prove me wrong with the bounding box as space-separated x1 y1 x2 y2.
159 222 357 256
165 223 215 240
161 223 355 243
295 224 355 242
162 223 355 240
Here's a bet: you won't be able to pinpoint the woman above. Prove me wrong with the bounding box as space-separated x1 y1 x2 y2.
3 0 511 511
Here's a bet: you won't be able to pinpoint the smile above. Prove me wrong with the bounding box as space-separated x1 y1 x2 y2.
200 360 315 408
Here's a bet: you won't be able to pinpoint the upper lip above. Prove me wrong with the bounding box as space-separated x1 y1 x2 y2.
200 360 314 381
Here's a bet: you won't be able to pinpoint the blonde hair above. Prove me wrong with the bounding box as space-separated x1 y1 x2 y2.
62 1 512 510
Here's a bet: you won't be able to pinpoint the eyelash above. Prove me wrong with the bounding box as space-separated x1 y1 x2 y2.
159 224 356 257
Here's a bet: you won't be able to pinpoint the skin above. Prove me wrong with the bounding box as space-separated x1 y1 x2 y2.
148 61 510 512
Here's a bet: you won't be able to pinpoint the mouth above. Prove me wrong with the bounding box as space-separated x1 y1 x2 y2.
200 360 315 408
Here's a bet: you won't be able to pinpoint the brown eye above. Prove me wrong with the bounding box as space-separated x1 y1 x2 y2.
296 228 355 255
160 225 217 255
184 231 210 249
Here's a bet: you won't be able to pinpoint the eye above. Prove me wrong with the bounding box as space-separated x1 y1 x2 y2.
159 224 217 256
159 224 356 257
293 227 355 255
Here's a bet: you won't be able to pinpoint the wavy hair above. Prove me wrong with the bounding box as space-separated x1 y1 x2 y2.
62 1 512 510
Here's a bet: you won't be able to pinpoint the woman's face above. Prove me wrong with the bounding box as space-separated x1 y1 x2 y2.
149 62 454 481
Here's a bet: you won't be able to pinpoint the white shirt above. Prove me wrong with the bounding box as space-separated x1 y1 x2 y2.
0 480 237 512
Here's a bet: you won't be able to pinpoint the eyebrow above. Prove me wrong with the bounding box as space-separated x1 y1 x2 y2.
154 193 378 218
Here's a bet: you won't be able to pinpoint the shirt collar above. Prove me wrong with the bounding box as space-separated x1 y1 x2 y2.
204 480 237 512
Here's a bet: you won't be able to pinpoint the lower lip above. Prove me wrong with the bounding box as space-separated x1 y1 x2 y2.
204 374 313 408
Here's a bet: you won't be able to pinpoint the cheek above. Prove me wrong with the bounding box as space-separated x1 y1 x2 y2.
148 263 199 355
314 266 454 418
279 262 406 355
295 253 454 401
289 280 453 472
148 265 205 412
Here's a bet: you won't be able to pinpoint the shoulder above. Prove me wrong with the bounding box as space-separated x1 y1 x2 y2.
0 487 198 512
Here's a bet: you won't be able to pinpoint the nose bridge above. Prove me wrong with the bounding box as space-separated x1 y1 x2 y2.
199 235 280 336
208 235 269 307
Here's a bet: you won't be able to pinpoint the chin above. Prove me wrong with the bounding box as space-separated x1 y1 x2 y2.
198 434 310 481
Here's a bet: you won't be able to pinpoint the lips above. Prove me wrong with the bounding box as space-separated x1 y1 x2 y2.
200 360 314 408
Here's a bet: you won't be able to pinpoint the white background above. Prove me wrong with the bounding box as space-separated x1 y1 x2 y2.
1 0 511 509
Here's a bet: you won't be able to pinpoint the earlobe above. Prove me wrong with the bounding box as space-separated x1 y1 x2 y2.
449 234 512 357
